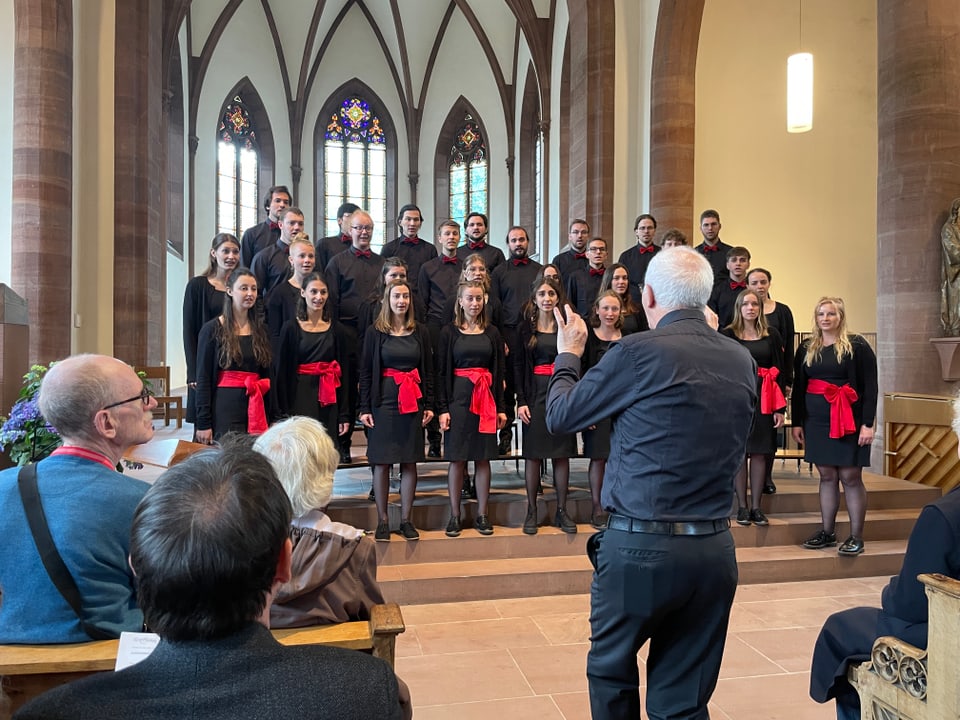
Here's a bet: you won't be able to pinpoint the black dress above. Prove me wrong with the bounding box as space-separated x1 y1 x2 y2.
182 276 225 423
516 329 577 460
367 335 426 464
195 322 275 440
582 329 618 458
439 329 501 462
275 320 349 439
722 329 786 455
792 336 878 467
764 301 795 385
266 282 301 353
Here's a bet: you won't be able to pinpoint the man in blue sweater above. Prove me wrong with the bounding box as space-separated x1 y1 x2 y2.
0 354 155 643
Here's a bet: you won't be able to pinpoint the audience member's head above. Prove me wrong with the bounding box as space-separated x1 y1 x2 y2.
39 354 155 452
254 416 339 518
130 443 293 641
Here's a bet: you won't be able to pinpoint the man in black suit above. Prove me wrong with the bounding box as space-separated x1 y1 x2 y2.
240 185 291 268
15 443 412 720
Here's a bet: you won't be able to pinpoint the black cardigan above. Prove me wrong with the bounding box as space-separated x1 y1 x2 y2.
791 334 878 428
436 324 506 415
358 323 435 415
274 319 354 423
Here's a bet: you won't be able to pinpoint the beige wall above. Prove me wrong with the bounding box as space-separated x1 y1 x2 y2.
695 0 877 334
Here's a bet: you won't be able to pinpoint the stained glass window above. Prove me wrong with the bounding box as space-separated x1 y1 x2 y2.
216 95 259 238
323 95 388 248
448 115 487 230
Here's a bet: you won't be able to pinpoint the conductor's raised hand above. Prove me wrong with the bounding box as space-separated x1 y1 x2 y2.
554 304 587 358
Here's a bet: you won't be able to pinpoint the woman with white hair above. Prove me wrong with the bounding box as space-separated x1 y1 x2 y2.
253 416 384 627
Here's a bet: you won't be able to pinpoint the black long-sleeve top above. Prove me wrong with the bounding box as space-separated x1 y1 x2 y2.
417 256 462 325
240 220 280 268
358 324 435 414
182 276 225 383
379 236 438 293
325 248 384 326
436 324 506 415
490 258 542 327
250 239 292 298
274 319 354 422
455 242 505 272
791 334 878 429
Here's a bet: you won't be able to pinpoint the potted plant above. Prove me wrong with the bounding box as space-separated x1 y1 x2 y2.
0 364 62 467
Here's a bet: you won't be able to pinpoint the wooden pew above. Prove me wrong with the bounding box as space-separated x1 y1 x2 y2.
848 573 960 719
0 603 404 718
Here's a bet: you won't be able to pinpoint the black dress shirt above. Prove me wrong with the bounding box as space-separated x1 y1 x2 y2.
456 242 505 272
325 248 384 326
240 220 280 268
380 236 438 292
694 240 733 282
618 243 660 304
708 278 748 329
546 308 757 521
491 258 542 327
552 248 588 280
250 240 292 298
566 266 606 319
417 256 462 326
315 233 352 271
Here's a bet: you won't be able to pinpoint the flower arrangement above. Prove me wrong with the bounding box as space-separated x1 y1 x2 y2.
0 364 62 466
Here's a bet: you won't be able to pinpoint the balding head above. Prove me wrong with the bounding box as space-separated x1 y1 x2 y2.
642 247 714 327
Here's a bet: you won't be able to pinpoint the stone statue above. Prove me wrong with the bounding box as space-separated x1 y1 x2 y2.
941 198 960 336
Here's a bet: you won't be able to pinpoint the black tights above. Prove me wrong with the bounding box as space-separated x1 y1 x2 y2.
815 465 867 538
734 454 769 511
588 459 605 515
525 458 569 511
448 460 490 516
373 463 418 524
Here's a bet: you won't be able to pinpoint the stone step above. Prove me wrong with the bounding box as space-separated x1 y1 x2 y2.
378 536 909 605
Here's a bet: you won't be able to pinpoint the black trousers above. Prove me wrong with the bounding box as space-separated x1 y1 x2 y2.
586 527 738 720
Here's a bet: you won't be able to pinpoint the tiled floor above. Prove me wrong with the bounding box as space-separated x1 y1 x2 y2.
395 576 888 719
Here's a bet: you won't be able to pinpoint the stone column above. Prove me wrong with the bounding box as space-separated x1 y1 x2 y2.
12 0 73 364
113 0 165 366
876 0 960 400
648 0 705 240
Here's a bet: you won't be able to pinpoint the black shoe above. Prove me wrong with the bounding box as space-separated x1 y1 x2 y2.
398 520 420 541
367 488 376 502
749 508 769 526
802 529 837 549
475 515 494 535
736 507 751 526
838 536 864 556
445 515 461 537
523 506 538 535
374 522 390 542
556 508 577 534
339 449 352 465
427 444 441 458
763 482 777 495
498 436 512 456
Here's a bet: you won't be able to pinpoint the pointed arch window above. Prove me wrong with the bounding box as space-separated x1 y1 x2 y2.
323 95 388 247
216 94 259 238
448 115 487 230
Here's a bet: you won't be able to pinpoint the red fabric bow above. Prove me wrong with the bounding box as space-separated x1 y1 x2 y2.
298 361 341 405
383 368 422 414
512 258 529 266
453 367 497 433
354 249 372 258
533 364 554 376
806 379 859 438
469 241 486 250
217 371 271 435
730 280 747 290
574 252 587 259
442 255 458 264
701 244 720 253
589 267 605 277
340 234 352 245
638 244 656 254
757 367 786 415
401 237 420 245
269 221 280 230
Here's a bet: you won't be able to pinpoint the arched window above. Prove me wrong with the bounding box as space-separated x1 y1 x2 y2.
322 94 388 247
216 94 259 238
448 114 488 230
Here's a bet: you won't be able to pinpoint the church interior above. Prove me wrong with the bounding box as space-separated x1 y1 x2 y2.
2 0 960 718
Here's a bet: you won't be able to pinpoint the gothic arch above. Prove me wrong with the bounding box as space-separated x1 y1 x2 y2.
434 97 491 229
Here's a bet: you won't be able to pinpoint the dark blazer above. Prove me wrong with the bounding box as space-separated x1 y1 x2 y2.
436 324 506 415
14 622 403 720
358 323 435 414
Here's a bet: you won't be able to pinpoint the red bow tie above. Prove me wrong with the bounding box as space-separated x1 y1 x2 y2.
442 255 458 265
702 244 720 253
729 280 746 290
401 237 420 245
589 267 605 277
341 234 352 245
469 241 486 250
269 221 280 230
354 249 372 259
638 244 656 254
512 257 529 266
574 252 586 260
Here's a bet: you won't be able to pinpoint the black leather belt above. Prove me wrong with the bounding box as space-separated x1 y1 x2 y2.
606 514 730 536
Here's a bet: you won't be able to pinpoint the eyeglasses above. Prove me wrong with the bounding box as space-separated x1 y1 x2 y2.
103 386 153 410
587 247 607 253
351 225 374 233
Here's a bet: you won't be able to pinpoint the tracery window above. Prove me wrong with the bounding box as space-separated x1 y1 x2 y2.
216 95 259 238
448 115 488 231
323 95 387 247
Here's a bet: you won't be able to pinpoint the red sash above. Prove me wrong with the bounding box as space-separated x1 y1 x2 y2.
217 371 270 435
298 361 341 406
757 367 787 415
453 367 497 433
806 378 858 438
382 368 422 414
533 364 554 376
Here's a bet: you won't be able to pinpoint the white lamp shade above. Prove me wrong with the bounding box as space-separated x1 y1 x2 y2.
787 52 814 133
